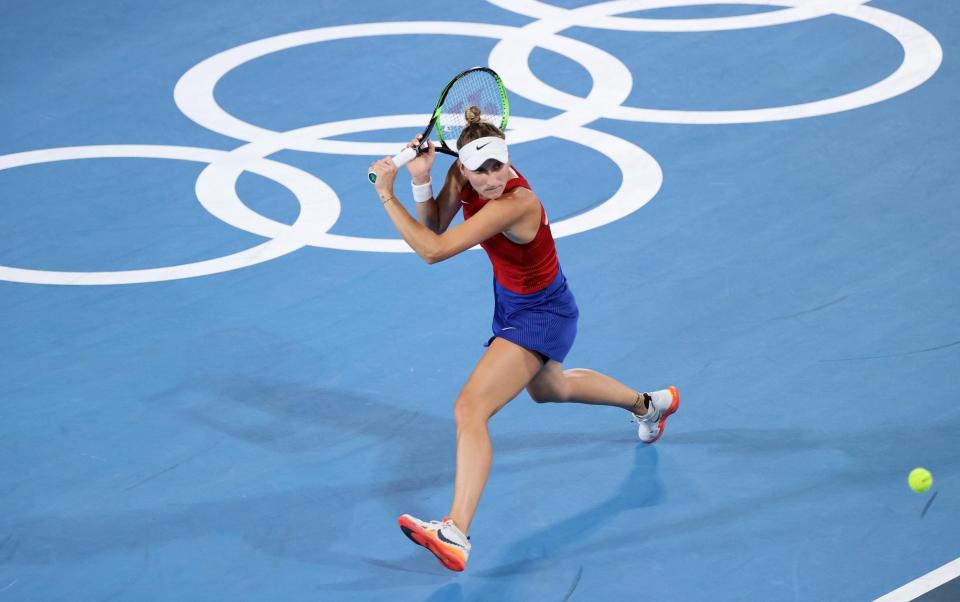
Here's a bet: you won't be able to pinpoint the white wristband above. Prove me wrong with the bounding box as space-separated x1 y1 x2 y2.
411 178 434 203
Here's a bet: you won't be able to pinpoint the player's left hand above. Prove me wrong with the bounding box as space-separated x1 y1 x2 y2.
370 157 399 199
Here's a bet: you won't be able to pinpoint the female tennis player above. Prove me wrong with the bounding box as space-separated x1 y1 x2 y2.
368 107 680 572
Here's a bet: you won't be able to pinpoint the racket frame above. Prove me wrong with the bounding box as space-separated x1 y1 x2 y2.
367 66 509 183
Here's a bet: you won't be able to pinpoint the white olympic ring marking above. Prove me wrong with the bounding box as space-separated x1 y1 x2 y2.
488 0 943 124
0 146 338 285
485 0 871 32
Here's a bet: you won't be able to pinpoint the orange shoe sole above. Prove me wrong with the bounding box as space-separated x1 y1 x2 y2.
398 515 467 572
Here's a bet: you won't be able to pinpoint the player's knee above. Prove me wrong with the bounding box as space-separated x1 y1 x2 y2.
453 395 489 427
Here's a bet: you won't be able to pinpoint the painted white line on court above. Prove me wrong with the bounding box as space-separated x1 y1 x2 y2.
874 557 960 602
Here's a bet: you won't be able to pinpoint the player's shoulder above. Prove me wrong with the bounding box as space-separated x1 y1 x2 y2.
497 185 540 218
500 183 538 205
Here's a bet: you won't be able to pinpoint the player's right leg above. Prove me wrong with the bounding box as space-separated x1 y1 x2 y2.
525 361 680 443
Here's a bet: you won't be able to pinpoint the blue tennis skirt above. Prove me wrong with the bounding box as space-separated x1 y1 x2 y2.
485 269 579 363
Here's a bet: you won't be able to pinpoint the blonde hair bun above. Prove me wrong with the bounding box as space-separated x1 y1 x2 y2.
465 106 483 125
457 105 505 149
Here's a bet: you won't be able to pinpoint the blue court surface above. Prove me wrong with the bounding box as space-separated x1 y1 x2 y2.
2 1 958 600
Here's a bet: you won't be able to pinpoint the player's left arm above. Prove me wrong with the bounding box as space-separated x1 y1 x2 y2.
370 156 536 263
387 190 535 263
425 187 537 262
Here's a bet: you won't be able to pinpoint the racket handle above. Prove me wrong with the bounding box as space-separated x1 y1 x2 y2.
368 146 418 184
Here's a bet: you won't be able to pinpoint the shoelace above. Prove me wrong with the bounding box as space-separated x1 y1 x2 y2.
429 519 460 535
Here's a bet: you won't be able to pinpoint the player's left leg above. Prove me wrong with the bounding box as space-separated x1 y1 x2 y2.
399 337 543 571
447 337 544 533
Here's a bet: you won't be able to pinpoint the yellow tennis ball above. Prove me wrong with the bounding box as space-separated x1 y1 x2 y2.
908 467 933 493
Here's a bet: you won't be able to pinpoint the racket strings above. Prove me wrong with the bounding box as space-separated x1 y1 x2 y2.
436 71 506 148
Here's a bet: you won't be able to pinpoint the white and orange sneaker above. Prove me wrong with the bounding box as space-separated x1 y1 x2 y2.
634 386 680 444
398 514 471 572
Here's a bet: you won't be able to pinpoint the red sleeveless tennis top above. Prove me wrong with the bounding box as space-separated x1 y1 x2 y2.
460 168 560 294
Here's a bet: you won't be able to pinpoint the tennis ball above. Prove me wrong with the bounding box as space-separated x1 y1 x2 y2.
908 467 933 493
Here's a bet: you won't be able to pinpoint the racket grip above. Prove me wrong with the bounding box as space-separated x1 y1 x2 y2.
368 146 418 184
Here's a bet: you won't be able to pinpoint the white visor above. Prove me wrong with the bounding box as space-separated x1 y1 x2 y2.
458 136 509 170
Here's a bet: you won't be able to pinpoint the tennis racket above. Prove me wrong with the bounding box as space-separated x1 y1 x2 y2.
367 66 509 183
